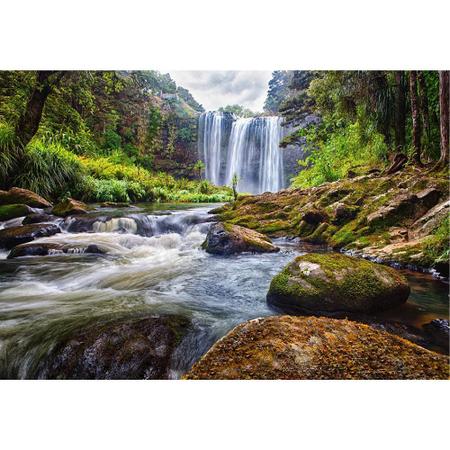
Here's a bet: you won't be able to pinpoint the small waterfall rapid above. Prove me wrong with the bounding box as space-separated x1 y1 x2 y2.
198 112 284 194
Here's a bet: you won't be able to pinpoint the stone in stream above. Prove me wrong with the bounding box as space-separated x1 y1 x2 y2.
202 222 279 255
22 212 57 225
423 319 449 351
52 197 89 217
0 223 60 249
183 316 449 380
267 253 410 314
0 187 52 208
38 315 191 379
0 204 34 221
7 242 105 258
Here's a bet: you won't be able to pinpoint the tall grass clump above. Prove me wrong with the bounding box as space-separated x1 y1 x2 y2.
0 122 17 184
14 139 84 200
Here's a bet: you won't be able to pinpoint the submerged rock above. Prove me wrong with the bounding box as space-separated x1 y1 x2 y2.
22 212 56 225
423 319 449 351
52 198 88 217
7 242 104 258
38 315 191 379
202 222 279 255
267 253 410 314
0 204 33 221
0 223 60 249
183 316 449 380
0 187 52 208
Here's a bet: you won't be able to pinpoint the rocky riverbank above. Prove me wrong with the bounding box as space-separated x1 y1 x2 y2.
214 167 449 276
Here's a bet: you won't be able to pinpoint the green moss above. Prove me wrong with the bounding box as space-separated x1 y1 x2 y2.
0 204 31 221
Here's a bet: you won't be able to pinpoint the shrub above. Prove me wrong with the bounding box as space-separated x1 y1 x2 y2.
14 139 84 200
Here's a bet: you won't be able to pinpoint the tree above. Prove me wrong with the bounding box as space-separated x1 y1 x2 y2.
15 71 66 148
418 72 431 153
409 71 423 165
231 173 239 202
437 71 449 169
193 160 205 179
394 71 406 152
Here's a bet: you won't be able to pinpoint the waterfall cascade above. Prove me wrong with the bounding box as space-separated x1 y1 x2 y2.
198 111 284 194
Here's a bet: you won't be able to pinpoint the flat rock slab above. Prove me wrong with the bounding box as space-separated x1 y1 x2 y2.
184 316 449 380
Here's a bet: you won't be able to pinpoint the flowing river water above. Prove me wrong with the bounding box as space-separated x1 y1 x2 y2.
0 203 448 378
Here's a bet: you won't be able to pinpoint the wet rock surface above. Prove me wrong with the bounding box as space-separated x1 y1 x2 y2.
52 198 88 217
423 319 449 351
38 315 191 379
184 316 449 380
202 222 279 255
22 212 56 225
0 223 60 249
0 187 52 208
7 242 105 258
267 253 410 314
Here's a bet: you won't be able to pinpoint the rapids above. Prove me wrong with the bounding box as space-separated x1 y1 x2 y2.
0 203 448 378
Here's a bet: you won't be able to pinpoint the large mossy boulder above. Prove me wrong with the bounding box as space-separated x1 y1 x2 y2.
267 253 410 314
0 187 52 208
0 204 33 221
0 223 60 249
52 198 88 217
37 315 191 379
184 316 449 380
202 222 279 255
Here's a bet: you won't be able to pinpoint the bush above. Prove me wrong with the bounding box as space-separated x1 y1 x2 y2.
14 139 84 200
82 177 130 203
0 122 17 183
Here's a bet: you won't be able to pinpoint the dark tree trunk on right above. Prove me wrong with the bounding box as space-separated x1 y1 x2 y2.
438 71 449 168
409 71 422 165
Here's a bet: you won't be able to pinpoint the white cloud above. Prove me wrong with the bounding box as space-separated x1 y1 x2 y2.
170 71 272 112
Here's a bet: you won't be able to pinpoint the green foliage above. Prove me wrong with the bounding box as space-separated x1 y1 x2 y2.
292 116 388 188
15 139 84 200
423 216 450 265
218 104 256 118
0 122 16 183
231 173 239 201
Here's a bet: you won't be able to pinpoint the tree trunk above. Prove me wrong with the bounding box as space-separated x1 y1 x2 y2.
438 71 449 168
409 71 422 165
15 71 64 148
394 71 406 152
418 72 430 154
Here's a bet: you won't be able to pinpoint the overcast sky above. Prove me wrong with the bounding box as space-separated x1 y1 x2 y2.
170 71 272 112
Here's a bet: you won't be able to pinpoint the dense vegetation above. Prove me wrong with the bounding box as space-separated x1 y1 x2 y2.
271 70 449 188
0 71 232 203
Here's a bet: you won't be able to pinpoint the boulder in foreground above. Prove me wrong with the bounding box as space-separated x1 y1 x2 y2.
267 253 409 314
0 187 52 208
0 223 60 249
37 315 190 379
202 222 279 255
52 198 88 217
184 316 448 380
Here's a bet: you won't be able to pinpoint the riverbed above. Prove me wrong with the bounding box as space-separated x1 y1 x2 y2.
0 203 448 378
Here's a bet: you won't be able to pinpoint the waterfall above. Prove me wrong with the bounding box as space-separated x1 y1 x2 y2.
198 112 284 194
198 111 224 185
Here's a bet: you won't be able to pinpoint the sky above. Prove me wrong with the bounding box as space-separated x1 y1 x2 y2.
170 71 272 112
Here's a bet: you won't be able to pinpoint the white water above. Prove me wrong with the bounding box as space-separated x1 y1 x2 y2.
198 112 284 194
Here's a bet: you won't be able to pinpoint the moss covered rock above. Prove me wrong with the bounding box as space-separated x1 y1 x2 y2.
0 204 33 221
202 222 279 255
52 198 88 217
0 187 52 208
37 315 191 379
184 316 448 380
0 223 60 249
267 253 410 314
